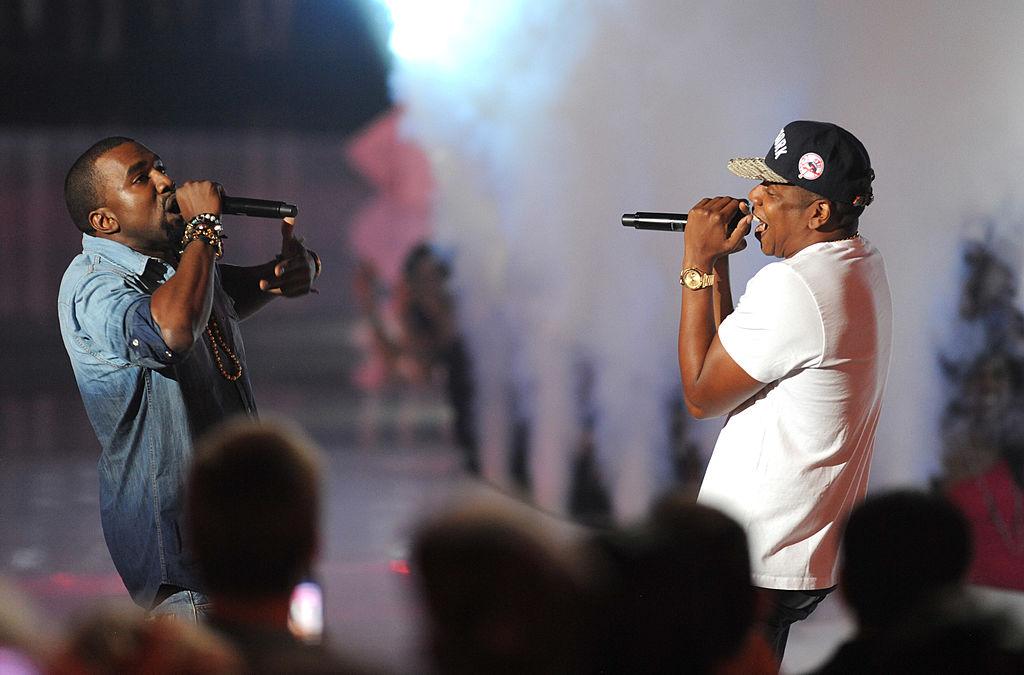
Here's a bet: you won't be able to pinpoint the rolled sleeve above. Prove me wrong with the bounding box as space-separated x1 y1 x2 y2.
125 297 184 368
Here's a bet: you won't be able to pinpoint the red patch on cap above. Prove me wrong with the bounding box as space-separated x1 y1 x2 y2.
798 153 824 180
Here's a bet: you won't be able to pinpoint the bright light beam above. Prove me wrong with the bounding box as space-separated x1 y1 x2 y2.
374 0 515 68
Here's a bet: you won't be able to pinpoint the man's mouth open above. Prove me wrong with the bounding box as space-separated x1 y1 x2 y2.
753 215 768 240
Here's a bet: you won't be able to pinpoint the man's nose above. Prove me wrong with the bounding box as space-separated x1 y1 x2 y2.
154 172 174 192
748 184 764 204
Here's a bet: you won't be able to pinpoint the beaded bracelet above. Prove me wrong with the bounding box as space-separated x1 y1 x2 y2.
181 213 226 259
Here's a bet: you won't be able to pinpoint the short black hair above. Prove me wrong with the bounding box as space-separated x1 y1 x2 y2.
186 418 323 597
64 136 136 234
830 198 865 231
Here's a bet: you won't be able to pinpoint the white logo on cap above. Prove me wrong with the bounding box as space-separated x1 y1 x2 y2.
798 152 824 180
774 129 787 159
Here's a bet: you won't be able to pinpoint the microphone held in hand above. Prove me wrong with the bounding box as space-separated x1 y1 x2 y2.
622 199 750 233
222 196 298 219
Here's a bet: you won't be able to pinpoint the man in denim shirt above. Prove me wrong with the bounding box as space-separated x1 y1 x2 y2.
57 137 320 618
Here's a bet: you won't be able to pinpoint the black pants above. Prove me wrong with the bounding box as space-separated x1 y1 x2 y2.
758 586 835 662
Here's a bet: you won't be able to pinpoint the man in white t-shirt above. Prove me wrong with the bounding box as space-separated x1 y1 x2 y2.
677 121 892 661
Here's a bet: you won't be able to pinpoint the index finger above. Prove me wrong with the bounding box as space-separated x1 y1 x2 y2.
727 213 752 243
281 216 296 242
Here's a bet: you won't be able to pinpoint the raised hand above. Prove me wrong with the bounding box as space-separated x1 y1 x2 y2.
258 217 320 297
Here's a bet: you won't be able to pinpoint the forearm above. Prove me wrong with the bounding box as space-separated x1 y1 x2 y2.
219 261 278 319
674 197 761 418
678 254 718 417
150 241 217 352
712 256 734 327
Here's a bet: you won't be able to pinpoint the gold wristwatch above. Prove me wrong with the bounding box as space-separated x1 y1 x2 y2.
680 267 714 290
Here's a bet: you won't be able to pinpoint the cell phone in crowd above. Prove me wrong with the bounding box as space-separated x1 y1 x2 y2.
288 579 324 644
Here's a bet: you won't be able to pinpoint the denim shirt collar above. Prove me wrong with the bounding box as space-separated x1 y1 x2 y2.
81 233 166 277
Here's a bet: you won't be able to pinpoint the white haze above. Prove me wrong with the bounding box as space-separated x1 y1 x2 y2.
386 0 1024 519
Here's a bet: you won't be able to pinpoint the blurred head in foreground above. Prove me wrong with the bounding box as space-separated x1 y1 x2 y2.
50 602 239 674
840 489 972 630
593 493 758 673
411 496 596 675
187 418 323 601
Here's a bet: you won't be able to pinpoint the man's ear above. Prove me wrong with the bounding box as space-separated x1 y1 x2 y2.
89 208 119 235
807 200 832 231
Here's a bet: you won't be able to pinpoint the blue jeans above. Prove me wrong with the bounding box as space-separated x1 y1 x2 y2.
149 589 212 622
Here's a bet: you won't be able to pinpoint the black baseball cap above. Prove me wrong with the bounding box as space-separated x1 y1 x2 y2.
727 120 874 207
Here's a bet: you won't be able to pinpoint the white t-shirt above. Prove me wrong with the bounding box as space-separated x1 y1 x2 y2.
697 236 892 590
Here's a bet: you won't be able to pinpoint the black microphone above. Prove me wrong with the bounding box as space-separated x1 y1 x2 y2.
621 212 687 232
622 199 750 233
222 196 298 219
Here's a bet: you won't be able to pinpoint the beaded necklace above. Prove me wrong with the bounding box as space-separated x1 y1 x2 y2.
205 314 243 382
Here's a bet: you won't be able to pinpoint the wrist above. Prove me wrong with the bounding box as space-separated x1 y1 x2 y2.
182 238 218 257
682 252 716 271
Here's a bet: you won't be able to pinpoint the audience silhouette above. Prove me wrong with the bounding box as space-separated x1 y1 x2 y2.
0 580 50 674
186 417 379 674
590 492 775 674
814 489 1024 673
411 496 597 674
12 418 1024 673
50 602 240 674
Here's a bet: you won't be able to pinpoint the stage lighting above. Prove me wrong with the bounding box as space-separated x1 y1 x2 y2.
374 0 514 67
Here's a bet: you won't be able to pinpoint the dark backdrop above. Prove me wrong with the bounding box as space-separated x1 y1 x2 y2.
0 0 391 131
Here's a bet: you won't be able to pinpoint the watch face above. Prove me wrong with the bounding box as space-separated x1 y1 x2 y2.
683 269 703 289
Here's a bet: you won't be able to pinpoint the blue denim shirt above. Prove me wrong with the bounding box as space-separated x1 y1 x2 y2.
58 234 257 608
